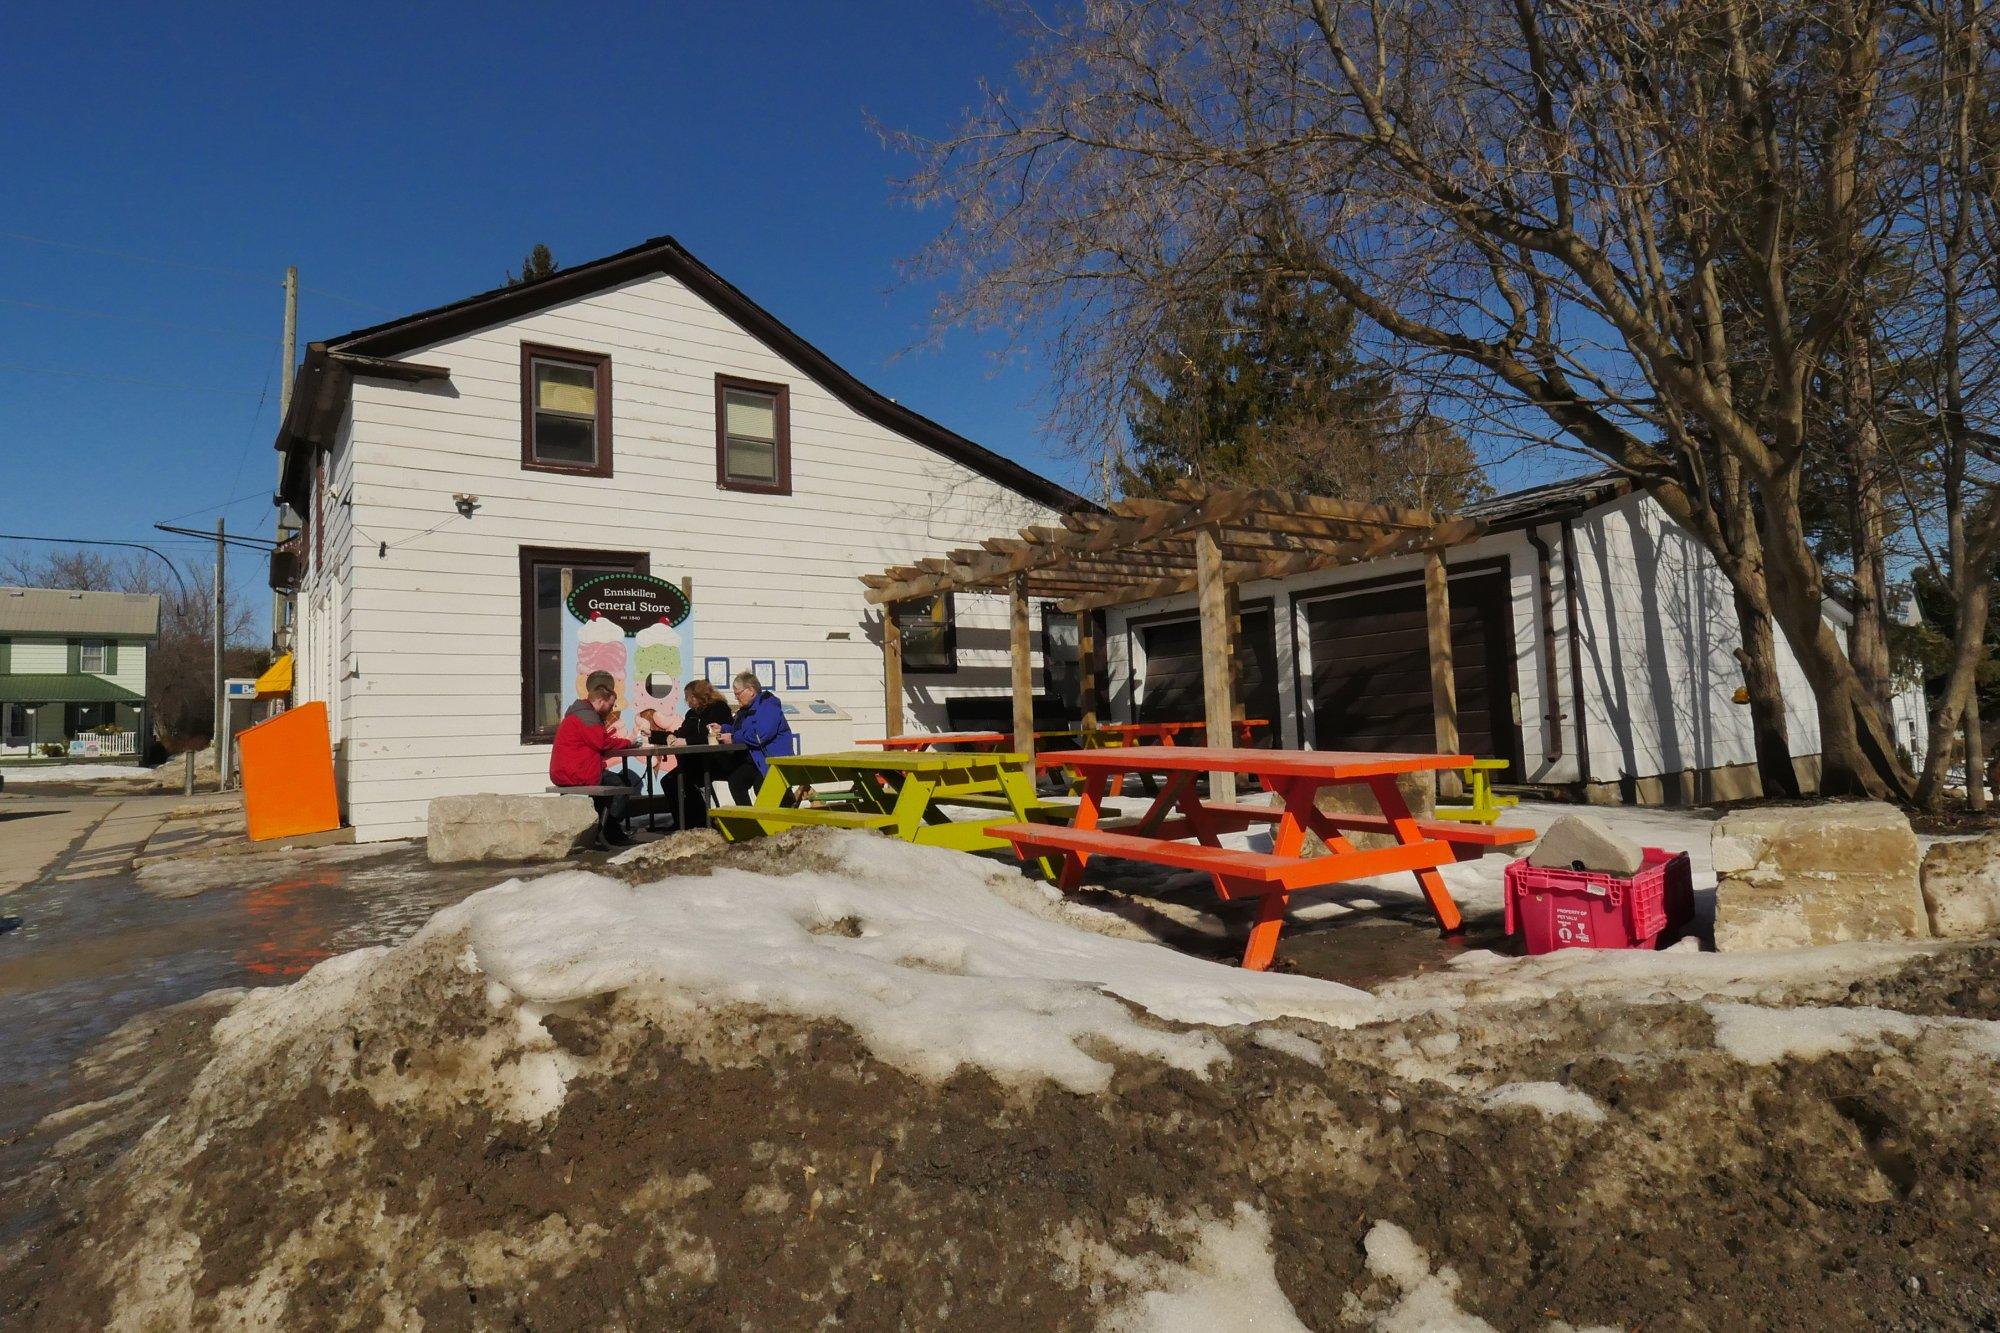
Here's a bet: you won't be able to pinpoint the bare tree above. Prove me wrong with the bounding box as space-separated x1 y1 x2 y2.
895 0 2000 800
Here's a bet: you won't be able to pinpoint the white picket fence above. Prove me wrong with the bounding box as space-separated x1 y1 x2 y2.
68 731 137 757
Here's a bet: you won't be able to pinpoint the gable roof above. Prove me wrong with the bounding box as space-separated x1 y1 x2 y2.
0 586 160 638
274 234 1085 514
1463 471 1632 530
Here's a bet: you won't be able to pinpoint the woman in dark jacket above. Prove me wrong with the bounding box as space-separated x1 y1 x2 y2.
665 678 735 828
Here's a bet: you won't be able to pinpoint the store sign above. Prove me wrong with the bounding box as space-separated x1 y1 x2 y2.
566 574 690 633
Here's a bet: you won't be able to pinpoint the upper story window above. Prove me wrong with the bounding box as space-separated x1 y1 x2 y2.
79 640 107 673
521 343 612 477
715 375 791 495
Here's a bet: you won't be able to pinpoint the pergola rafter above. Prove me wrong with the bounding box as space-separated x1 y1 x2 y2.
862 486 1485 792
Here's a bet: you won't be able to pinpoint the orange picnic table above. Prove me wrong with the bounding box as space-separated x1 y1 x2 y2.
856 730 1011 751
987 746 1532 971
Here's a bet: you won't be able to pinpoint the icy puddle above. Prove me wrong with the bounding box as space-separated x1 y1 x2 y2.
0 840 525 1180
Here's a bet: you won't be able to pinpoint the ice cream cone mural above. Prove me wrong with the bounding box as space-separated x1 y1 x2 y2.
575 613 629 711
561 572 697 746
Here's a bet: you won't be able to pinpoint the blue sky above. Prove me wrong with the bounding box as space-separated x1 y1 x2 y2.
0 1 1074 613
0 2 1559 619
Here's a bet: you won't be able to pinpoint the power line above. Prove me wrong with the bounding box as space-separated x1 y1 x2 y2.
0 532 191 597
0 228 277 285
155 490 275 526
0 296 262 340
153 522 277 552
0 360 265 398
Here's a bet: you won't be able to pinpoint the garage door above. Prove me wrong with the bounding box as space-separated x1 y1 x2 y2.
1303 568 1519 767
1136 605 1279 741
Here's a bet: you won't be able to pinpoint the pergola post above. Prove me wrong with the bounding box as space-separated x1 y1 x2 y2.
1009 573 1034 757
882 602 904 738
1195 526 1237 802
1077 609 1099 730
1425 551 1462 799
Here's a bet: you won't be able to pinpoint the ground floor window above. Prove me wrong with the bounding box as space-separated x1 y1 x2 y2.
519 546 649 741
1041 605 1080 712
894 593 957 673
64 703 117 735
3 703 33 748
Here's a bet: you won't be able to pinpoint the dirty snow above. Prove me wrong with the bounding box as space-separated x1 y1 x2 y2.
1478 1081 1607 1123
0 762 152 784
456 832 1379 1096
1097 1205 1308 1332
1357 1221 1494 1332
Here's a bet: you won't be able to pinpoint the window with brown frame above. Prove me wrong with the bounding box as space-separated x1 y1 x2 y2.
521 343 612 476
519 545 649 741
714 375 790 494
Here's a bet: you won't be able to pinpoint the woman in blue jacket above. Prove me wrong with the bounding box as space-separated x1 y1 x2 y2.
720 670 799 803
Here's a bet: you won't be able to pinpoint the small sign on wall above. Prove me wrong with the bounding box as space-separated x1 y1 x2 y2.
704 657 731 687
784 659 810 691
751 659 776 687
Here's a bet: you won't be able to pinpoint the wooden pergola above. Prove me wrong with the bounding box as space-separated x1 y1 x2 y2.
861 486 1484 799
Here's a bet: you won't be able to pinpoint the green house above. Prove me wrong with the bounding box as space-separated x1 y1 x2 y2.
0 586 160 757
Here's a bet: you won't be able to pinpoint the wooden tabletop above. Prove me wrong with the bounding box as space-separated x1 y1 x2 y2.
1036 746 1470 778
619 742 746 757
855 731 1009 747
771 749 1028 773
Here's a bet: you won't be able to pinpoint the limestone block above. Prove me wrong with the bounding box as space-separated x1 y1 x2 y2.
1528 814 1645 875
1919 834 2000 940
1309 771 1435 852
1711 801 1926 950
426 793 598 864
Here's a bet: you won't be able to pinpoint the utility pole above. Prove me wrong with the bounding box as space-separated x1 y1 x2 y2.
214 518 227 791
280 267 297 417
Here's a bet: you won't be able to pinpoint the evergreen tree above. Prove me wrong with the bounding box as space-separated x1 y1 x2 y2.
506 243 559 286
1121 275 1488 510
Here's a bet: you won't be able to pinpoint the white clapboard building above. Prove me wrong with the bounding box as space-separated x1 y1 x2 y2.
273 235 1080 841
1097 473 1931 805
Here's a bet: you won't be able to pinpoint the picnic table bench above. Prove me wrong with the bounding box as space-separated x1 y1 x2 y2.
987 746 1532 971
709 750 1069 857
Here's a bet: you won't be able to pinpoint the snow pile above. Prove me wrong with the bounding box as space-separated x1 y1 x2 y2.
1478 1081 1607 1123
1095 1205 1308 1332
0 762 152 783
1354 1221 1494 1332
464 832 1377 1095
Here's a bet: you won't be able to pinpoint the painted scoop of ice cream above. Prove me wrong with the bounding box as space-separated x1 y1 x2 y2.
574 614 629 708
633 618 682 681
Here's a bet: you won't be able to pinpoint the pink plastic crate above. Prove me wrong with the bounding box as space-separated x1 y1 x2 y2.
1503 848 1694 954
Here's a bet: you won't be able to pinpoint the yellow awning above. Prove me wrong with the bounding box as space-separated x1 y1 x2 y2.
254 653 293 699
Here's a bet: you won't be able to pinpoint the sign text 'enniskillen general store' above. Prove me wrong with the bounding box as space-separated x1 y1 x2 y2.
566 574 691 634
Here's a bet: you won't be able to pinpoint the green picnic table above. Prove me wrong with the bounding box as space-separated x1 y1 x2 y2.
708 750 1070 854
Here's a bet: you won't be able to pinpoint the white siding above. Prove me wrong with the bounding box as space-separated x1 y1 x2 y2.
1102 490 1928 798
7 639 66 673
318 271 1055 839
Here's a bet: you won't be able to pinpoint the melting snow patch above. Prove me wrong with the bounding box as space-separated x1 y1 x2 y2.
1097 1204 1307 1332
1706 1003 1922 1064
463 832 1378 1095
1478 1081 1607 1123
1358 1221 1494 1332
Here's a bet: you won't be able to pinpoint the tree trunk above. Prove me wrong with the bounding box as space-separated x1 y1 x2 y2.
1714 456 1801 798
1757 473 1916 800
1842 332 1897 732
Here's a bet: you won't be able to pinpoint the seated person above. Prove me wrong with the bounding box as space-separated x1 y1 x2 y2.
549 671 638 847
718 670 799 804
662 678 736 827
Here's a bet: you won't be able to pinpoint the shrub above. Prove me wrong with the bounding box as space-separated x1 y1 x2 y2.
39 742 66 758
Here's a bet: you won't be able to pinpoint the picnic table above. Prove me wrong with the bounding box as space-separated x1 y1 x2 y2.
987 746 1533 971
709 750 1068 854
617 742 745 832
1434 757 1519 824
854 730 1010 751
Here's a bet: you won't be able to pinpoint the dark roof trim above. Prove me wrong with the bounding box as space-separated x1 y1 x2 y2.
274 234 1085 514
1463 471 1633 532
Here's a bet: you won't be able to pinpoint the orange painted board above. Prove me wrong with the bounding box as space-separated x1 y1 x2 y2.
237 701 341 841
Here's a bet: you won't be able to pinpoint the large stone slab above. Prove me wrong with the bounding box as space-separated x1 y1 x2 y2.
427 793 597 864
1711 801 1927 950
1919 834 2000 940
1308 771 1436 853
1528 814 1644 875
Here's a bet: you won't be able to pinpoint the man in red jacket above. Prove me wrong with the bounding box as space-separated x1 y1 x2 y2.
551 671 638 847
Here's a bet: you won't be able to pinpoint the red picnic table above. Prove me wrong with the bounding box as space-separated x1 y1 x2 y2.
987 746 1532 971
1082 719 1269 746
